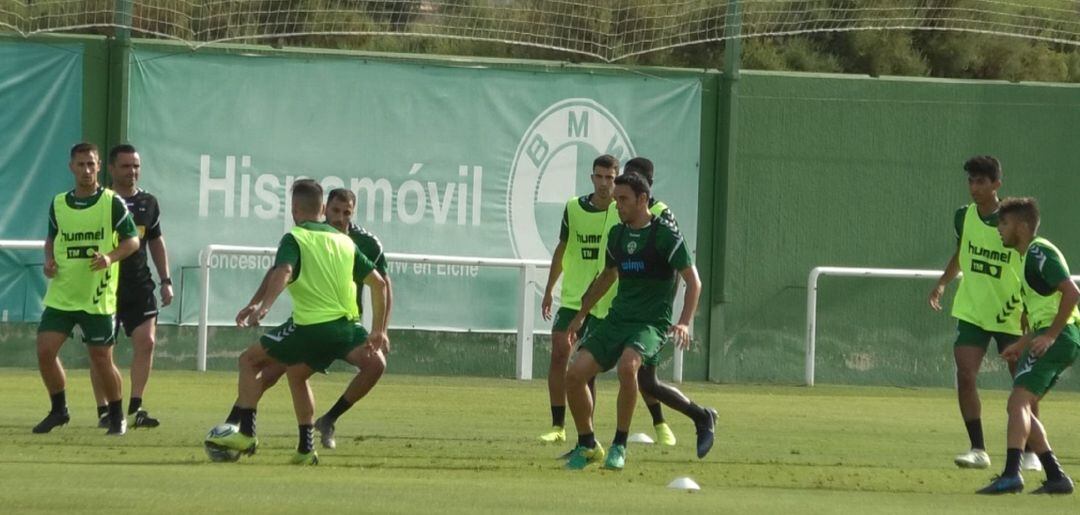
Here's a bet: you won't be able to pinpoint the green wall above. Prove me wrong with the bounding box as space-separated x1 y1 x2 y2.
711 71 1080 389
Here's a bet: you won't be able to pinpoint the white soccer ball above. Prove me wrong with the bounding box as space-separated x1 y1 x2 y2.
204 423 242 463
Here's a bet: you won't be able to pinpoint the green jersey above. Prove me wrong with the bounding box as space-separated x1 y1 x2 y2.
604 215 692 327
1020 237 1080 332
951 203 1023 334
273 221 376 325
347 222 388 318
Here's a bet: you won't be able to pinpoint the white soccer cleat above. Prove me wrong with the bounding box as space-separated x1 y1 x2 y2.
1022 452 1043 471
954 449 991 469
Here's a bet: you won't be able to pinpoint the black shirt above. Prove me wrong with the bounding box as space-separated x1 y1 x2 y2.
118 190 162 288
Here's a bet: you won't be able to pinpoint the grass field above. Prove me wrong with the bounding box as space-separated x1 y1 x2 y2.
4 369 1080 514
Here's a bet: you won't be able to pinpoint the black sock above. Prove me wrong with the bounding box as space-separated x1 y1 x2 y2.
225 405 241 425
128 397 142 415
551 405 566 428
298 424 314 454
613 430 628 447
324 396 354 422
238 408 256 437
1004 448 1022 477
96 405 107 418
107 400 123 423
49 391 66 414
647 403 665 425
1038 451 1065 481
964 418 985 450
577 432 596 449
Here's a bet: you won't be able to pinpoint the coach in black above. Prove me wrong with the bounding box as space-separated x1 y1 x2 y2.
89 144 173 428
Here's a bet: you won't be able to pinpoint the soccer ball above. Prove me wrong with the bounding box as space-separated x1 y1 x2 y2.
204 423 242 463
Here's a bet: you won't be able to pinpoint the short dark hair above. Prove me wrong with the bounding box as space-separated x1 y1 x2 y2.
623 157 655 186
70 142 99 160
592 154 619 171
291 179 324 214
327 188 356 205
963 155 1002 182
614 172 650 199
999 197 1040 230
108 144 138 164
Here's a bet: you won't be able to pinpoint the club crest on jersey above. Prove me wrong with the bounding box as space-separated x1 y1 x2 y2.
626 241 638 254
506 98 635 297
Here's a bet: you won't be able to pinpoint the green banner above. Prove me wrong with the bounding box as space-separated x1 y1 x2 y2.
0 41 84 322
127 49 702 329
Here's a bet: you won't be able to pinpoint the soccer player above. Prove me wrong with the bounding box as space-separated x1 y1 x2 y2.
33 142 139 435
538 155 621 444
622 156 718 457
207 180 389 464
563 173 702 470
928 156 1037 470
88 144 171 429
228 188 393 449
977 197 1076 495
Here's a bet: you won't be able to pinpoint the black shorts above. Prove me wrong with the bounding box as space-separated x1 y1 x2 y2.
115 281 158 337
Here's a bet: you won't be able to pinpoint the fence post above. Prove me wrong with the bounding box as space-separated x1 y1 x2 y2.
197 246 212 372
516 264 536 380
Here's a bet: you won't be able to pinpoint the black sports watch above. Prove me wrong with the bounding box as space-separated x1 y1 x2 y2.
161 277 173 286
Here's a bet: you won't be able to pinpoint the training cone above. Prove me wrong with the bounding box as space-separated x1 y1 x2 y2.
667 477 701 491
627 433 654 444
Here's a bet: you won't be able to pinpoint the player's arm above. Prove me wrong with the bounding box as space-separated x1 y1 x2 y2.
236 268 276 326
362 270 390 353
239 264 292 327
44 204 58 278
567 265 617 342
148 237 173 306
929 251 960 311
541 240 566 321
43 237 57 278
92 197 139 270
669 264 702 350
1005 279 1079 360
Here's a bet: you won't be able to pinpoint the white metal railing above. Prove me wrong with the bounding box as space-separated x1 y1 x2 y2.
806 266 1080 387
198 245 553 378
0 239 687 383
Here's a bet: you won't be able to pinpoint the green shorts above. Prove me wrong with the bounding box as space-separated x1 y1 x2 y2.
37 307 117 346
552 307 597 338
954 319 1019 353
260 317 365 373
1013 324 1080 397
578 318 666 372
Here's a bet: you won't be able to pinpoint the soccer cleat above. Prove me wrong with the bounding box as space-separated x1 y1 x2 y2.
653 423 676 446
132 410 160 429
955 449 991 469
1021 452 1042 471
695 408 718 459
290 450 319 465
106 416 127 436
538 426 566 443
1031 476 1074 495
314 416 336 450
32 410 70 434
97 414 109 429
976 474 1024 495
565 444 605 470
556 448 575 460
206 430 259 455
603 444 627 470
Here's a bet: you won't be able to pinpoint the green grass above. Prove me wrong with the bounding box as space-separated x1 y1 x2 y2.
3 369 1080 513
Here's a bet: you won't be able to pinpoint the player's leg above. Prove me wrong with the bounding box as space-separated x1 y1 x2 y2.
285 364 319 465
541 307 577 442
953 321 991 468
33 320 71 433
638 389 674 445
128 315 159 427
604 347 642 470
89 358 109 427
1027 412 1073 494
87 343 125 435
224 362 285 424
976 386 1034 494
314 337 385 449
564 348 604 470
638 364 718 457
997 334 1041 470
